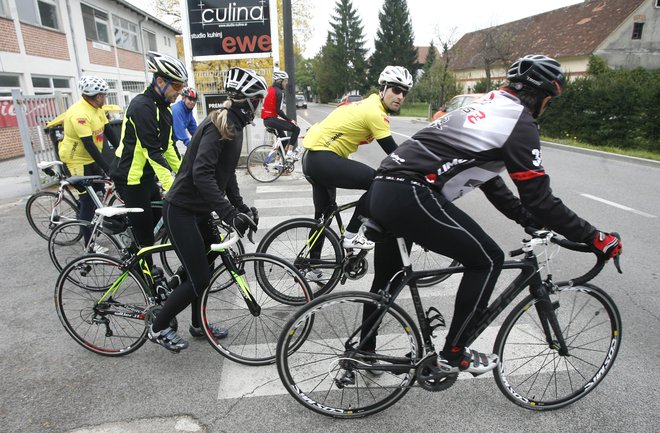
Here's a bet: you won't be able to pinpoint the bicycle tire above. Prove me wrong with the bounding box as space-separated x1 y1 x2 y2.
493 283 622 410
199 253 313 366
277 291 422 418
55 254 151 356
48 220 123 272
26 191 78 240
408 244 459 287
257 217 343 298
247 144 284 182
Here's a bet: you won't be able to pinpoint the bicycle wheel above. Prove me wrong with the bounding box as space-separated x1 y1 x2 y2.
55 254 151 356
200 253 312 366
493 283 622 410
257 218 343 298
247 144 284 182
409 244 458 287
26 191 78 240
277 291 422 418
48 220 123 272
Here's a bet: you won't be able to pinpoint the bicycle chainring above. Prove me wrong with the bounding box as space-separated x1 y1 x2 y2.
344 256 368 280
416 355 458 392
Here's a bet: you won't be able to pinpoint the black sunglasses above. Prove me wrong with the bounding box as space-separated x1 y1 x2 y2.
389 86 408 97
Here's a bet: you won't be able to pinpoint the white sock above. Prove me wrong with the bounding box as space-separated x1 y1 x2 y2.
344 231 356 239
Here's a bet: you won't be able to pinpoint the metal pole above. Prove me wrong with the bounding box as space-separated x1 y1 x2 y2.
282 0 296 122
12 89 40 192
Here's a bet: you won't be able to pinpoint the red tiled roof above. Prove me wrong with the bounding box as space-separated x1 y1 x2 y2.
416 45 441 65
448 0 645 70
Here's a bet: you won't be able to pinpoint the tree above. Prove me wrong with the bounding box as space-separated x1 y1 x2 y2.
368 0 418 86
410 60 460 109
316 0 368 100
423 40 437 73
478 27 515 91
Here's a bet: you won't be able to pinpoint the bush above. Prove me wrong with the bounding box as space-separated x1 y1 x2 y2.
540 67 660 152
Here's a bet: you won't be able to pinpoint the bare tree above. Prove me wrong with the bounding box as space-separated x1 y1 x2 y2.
479 27 514 90
434 26 459 105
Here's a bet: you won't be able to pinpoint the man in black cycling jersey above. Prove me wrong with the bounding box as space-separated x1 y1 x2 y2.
364 55 622 376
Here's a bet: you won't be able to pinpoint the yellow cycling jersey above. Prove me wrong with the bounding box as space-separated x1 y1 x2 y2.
58 98 108 167
303 93 391 158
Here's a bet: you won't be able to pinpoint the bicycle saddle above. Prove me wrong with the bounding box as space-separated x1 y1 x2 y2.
361 218 391 242
66 175 104 188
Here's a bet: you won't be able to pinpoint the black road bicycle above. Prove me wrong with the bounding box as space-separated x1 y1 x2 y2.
257 200 458 300
276 225 622 418
54 208 312 365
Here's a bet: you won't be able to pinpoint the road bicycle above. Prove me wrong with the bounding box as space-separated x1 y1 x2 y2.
26 161 120 240
257 200 458 300
54 207 312 365
246 127 305 182
276 225 623 417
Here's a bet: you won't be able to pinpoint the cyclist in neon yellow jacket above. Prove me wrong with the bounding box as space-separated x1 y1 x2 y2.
110 51 186 257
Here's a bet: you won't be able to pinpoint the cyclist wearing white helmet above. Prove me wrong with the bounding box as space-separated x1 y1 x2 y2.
149 68 267 351
172 86 199 147
58 75 119 241
261 70 301 160
110 51 187 265
301 65 413 263
362 55 622 376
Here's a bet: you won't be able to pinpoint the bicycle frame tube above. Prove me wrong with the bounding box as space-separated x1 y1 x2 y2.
219 251 260 316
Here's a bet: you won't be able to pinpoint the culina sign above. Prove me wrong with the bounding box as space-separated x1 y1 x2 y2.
187 0 273 58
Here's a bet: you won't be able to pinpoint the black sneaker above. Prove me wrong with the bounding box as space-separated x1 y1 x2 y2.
148 325 189 351
189 323 229 339
438 347 498 377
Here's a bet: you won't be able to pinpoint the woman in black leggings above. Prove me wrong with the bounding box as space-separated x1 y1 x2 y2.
148 68 267 351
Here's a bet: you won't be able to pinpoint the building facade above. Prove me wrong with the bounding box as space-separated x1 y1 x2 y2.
0 0 180 160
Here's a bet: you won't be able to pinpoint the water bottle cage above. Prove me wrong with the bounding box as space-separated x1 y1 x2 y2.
425 306 446 331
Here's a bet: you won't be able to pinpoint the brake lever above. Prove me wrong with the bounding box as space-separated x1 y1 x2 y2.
613 254 622 274
247 228 255 244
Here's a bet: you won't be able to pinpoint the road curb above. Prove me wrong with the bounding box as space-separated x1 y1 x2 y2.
541 140 660 168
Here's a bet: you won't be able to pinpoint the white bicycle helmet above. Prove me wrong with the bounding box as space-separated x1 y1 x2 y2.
224 68 268 99
272 70 289 82
378 66 413 90
79 76 109 96
146 51 188 83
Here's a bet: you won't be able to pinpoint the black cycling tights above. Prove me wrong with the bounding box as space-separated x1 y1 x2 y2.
264 117 300 148
114 176 161 267
366 179 504 353
76 163 104 243
152 201 217 332
302 149 374 233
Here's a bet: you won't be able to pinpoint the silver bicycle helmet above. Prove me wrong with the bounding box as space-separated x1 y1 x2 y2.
507 55 565 97
79 76 109 96
272 70 289 82
224 68 268 99
378 66 413 90
146 51 188 83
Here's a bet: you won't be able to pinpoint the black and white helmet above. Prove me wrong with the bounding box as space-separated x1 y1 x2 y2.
79 76 109 96
272 70 289 82
378 66 413 90
507 55 565 97
146 51 188 83
224 68 268 99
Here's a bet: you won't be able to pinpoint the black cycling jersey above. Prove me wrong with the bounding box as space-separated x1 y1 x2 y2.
378 89 595 243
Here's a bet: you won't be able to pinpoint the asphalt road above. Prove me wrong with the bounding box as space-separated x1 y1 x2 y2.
1 102 659 433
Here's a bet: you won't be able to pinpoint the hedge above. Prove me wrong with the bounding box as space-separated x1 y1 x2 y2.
540 68 660 152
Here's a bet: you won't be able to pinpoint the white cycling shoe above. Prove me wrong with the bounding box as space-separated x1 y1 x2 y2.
342 232 375 250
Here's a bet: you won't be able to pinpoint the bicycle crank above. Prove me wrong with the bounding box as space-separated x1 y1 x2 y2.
343 254 369 280
416 355 458 392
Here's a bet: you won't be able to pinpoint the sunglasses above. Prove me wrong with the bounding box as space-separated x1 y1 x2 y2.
389 86 408 97
169 81 185 92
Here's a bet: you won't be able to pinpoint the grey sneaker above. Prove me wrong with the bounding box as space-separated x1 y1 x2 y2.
189 323 228 339
148 325 189 352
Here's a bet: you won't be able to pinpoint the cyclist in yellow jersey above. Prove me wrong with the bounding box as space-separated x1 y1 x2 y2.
58 76 119 241
302 66 413 266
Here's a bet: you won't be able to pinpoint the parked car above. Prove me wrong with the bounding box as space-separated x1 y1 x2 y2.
338 94 363 106
432 93 485 121
295 94 307 109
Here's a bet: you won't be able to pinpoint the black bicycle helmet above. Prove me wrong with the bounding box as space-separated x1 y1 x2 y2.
507 55 565 97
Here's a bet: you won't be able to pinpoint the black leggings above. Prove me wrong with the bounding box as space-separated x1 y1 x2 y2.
366 178 504 352
152 201 218 332
113 175 161 266
75 163 105 243
264 117 300 148
302 149 374 233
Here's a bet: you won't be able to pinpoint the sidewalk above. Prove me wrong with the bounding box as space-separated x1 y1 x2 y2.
0 157 33 208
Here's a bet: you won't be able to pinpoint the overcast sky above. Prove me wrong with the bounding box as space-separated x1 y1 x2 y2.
126 0 585 58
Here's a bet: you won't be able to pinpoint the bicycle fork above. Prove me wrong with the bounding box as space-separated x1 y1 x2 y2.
531 282 569 356
220 253 261 316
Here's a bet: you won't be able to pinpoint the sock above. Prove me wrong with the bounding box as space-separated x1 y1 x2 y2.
344 231 356 239
441 345 464 361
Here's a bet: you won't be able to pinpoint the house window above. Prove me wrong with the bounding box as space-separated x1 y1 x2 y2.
112 16 139 51
17 0 60 30
143 30 157 52
632 22 644 39
81 4 110 44
32 76 72 95
164 35 172 47
0 0 9 18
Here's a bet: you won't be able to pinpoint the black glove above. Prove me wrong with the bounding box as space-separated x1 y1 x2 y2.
591 231 622 258
231 212 257 238
249 206 259 226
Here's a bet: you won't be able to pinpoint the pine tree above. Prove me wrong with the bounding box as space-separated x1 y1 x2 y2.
369 0 418 86
317 0 368 99
423 40 437 72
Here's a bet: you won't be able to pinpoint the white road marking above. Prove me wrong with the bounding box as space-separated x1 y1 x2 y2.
256 185 312 194
580 193 656 218
255 194 362 209
391 131 412 139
